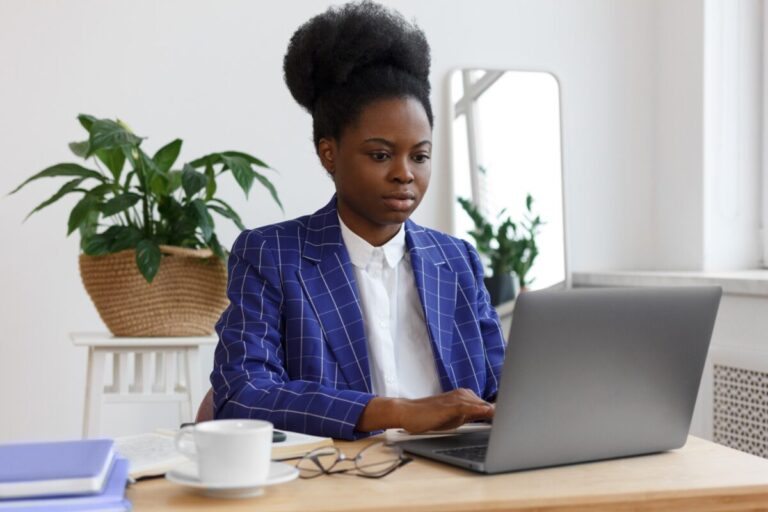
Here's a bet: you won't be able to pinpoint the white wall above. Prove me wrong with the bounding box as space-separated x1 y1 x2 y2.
0 0 664 441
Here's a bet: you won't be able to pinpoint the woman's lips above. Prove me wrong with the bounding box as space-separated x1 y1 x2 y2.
382 194 416 212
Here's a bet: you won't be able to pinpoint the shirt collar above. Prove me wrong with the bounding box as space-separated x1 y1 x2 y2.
338 213 406 269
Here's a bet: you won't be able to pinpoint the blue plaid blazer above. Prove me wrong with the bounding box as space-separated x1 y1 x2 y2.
211 196 506 440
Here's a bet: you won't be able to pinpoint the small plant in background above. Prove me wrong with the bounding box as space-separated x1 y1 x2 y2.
10 114 282 282
458 194 543 289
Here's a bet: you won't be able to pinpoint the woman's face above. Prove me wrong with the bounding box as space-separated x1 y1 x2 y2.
318 96 432 247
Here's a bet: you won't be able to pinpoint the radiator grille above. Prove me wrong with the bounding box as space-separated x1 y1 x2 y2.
713 364 768 458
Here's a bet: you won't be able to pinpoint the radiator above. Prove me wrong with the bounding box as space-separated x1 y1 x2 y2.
709 346 768 458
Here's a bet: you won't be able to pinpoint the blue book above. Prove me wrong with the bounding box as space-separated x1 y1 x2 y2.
0 458 130 511
0 439 115 499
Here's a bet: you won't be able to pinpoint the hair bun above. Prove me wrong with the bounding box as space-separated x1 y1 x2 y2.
284 1 431 112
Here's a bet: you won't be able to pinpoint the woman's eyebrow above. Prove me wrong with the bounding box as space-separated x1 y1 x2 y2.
362 137 395 148
362 138 432 149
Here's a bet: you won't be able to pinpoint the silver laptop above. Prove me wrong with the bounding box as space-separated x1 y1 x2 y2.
398 286 722 474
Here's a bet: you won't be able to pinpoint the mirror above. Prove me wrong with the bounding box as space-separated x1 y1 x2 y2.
449 69 568 297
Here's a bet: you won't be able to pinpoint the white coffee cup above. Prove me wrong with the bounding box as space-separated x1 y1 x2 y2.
174 419 273 486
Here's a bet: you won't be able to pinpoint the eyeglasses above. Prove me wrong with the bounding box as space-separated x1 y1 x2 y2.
296 441 413 479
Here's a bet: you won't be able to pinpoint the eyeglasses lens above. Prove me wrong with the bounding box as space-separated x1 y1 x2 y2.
355 443 403 476
297 447 340 478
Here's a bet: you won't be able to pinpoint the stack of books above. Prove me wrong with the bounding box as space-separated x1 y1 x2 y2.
0 439 130 511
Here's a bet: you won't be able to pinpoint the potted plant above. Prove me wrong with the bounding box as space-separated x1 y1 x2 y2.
457 194 542 306
10 114 282 336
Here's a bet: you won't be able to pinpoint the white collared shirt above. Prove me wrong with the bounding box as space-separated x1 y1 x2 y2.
338 215 443 399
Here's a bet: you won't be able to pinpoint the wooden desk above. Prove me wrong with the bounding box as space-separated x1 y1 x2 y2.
128 436 768 511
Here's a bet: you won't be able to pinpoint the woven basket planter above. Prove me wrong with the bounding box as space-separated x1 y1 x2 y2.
79 245 228 337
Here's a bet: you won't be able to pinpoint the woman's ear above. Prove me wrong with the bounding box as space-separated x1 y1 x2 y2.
317 138 336 177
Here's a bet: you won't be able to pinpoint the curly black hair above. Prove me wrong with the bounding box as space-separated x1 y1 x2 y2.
283 1 433 150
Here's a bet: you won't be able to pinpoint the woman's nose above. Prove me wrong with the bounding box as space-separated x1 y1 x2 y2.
391 157 415 184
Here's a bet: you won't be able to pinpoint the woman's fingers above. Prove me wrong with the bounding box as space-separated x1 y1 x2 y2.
458 401 494 422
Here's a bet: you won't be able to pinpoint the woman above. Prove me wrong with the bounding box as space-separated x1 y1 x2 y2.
211 1 506 440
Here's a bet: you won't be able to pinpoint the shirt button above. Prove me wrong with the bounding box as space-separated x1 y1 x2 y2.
385 376 394 384
379 320 387 329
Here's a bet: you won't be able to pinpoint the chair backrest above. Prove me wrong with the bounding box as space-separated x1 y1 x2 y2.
195 388 215 423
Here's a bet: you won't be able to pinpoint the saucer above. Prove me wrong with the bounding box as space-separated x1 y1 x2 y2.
166 461 299 499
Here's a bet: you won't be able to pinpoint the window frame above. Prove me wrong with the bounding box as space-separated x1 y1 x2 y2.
763 0 768 267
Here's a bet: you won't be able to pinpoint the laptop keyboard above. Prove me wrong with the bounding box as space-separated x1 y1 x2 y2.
435 445 488 462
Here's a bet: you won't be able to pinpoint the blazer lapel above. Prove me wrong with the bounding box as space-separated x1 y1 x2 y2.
297 198 372 393
406 220 458 390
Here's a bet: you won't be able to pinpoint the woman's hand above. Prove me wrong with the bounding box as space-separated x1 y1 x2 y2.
356 388 494 433
397 388 495 433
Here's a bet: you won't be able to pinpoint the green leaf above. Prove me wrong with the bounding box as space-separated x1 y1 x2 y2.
77 114 97 132
204 163 216 201
123 169 138 189
166 170 183 195
136 239 162 283
526 194 533 211
207 199 245 230
188 152 223 168
86 119 143 157
110 225 143 252
153 139 182 174
9 163 104 195
138 148 164 182
101 192 141 216
95 147 126 181
252 170 283 211
67 194 100 235
157 196 184 223
83 232 112 255
24 178 84 221
220 151 272 170
69 140 90 158
190 198 214 241
182 164 208 198
208 233 226 260
78 210 101 252
88 183 116 196
150 173 168 197
121 145 139 169
156 195 197 246
220 155 254 197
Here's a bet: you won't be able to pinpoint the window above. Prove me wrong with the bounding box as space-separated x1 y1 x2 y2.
763 0 768 267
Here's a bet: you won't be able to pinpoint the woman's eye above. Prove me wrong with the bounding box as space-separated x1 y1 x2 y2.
412 153 431 163
370 152 390 162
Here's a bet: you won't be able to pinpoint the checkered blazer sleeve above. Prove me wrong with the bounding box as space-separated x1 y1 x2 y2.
464 240 506 401
211 230 376 440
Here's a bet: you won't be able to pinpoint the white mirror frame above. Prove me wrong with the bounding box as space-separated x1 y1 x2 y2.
446 68 571 291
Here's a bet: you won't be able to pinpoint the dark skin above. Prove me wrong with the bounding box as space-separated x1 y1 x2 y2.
317 96 495 433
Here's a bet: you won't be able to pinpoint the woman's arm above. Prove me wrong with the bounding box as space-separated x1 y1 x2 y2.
463 240 506 401
212 230 376 440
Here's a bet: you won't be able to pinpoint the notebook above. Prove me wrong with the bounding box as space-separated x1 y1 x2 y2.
0 458 130 511
115 432 187 480
117 428 333 479
0 439 115 499
272 430 334 460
